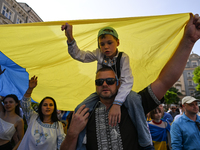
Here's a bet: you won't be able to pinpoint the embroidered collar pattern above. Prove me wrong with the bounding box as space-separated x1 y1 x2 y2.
36 117 57 129
95 102 123 150
102 57 116 67
102 49 119 67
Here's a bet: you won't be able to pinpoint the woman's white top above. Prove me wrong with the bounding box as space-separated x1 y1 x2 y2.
0 118 16 141
17 97 66 150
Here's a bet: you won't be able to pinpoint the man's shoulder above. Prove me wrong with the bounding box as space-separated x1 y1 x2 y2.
126 90 139 99
164 112 172 117
120 51 129 57
197 114 200 121
173 115 185 124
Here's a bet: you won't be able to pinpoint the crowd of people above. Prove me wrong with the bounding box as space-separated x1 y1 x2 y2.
0 13 200 150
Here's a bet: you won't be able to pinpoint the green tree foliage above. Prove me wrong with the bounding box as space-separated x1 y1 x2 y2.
164 87 182 104
193 66 200 91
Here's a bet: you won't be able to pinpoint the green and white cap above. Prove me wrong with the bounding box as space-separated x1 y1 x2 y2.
98 27 118 40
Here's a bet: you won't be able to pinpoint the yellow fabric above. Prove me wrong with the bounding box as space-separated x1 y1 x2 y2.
153 141 168 150
147 117 152 122
0 13 190 110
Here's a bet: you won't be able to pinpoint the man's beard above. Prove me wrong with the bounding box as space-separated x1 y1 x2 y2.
98 90 118 100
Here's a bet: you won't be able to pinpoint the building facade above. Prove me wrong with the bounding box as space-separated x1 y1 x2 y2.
174 53 200 96
0 0 42 24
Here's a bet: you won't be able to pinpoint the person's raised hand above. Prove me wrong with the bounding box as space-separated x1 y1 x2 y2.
184 13 200 44
29 75 38 89
61 23 74 43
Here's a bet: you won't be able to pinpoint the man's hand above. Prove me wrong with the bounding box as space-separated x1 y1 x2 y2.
61 23 74 43
68 105 89 136
60 105 89 150
108 104 121 127
184 13 200 44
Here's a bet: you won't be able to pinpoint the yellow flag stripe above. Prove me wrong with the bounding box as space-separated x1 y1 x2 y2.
0 13 190 110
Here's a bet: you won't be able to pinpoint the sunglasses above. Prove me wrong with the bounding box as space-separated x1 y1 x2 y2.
196 122 200 131
95 78 116 86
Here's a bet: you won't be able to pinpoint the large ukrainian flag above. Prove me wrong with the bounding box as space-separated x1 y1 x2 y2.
0 13 190 110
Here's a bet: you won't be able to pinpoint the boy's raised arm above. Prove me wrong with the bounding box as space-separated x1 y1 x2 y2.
151 13 200 100
61 23 74 43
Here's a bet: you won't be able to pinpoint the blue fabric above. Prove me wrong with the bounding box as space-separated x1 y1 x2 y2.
163 112 173 123
61 111 71 120
0 52 36 102
149 120 170 142
170 113 200 150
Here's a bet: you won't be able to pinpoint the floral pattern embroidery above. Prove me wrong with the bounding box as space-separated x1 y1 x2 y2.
34 130 49 146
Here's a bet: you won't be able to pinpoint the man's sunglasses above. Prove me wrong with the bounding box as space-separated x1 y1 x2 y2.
95 78 117 86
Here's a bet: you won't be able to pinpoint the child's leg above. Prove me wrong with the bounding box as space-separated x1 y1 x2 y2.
75 92 99 113
123 93 152 148
74 92 99 149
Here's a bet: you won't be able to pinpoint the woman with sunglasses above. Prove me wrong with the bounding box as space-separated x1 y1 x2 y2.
148 107 171 150
17 76 66 150
0 95 24 150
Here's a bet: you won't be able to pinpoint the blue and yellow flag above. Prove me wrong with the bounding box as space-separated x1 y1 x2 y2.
149 122 171 150
0 13 190 110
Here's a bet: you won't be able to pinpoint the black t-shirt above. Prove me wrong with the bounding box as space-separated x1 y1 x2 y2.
86 86 163 150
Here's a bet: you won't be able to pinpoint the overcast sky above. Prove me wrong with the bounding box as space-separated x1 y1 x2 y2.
17 0 200 55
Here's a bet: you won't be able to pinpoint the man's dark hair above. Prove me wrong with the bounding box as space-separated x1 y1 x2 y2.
96 67 114 74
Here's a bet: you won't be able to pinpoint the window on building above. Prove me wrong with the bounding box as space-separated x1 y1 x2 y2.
189 90 195 96
187 72 192 78
191 61 198 67
175 85 181 93
2 5 12 20
16 17 23 24
188 80 193 86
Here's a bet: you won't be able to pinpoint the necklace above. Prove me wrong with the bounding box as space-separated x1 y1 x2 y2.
152 120 162 125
